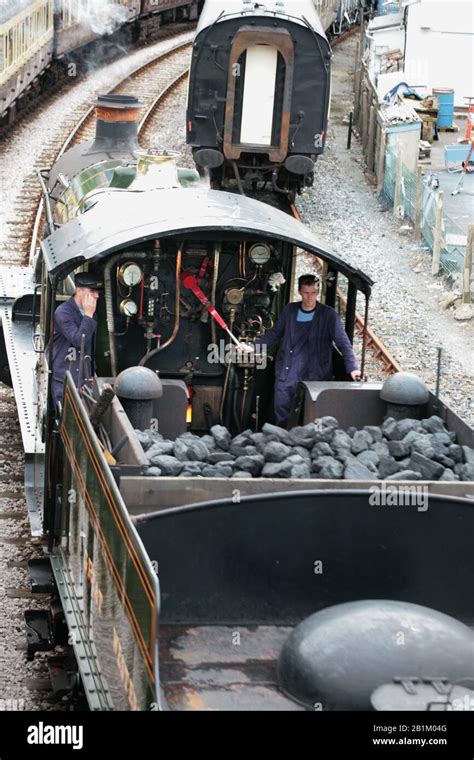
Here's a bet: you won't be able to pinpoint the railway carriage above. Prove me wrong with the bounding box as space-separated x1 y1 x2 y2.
53 0 142 59
186 0 332 197
1 96 474 710
0 0 199 124
0 0 54 121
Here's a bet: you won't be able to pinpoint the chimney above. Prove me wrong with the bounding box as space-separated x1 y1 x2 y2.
87 94 144 155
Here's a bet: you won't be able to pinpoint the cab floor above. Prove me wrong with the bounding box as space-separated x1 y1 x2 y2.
159 624 304 710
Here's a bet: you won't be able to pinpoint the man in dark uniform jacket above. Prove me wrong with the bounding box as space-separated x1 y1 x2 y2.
246 274 361 427
47 271 103 409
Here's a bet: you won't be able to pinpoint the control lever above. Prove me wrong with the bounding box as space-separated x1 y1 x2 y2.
181 274 241 347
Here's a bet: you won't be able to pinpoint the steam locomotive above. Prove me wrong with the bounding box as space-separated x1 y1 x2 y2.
1 93 473 711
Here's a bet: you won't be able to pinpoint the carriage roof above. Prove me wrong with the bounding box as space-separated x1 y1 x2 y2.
196 0 327 38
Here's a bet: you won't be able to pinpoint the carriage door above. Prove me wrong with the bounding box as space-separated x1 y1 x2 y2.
223 28 294 163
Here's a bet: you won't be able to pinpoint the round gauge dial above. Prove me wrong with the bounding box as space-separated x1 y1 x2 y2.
120 299 138 318
118 262 142 287
248 243 271 265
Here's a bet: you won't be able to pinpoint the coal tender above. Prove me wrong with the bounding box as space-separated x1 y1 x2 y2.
2 94 474 711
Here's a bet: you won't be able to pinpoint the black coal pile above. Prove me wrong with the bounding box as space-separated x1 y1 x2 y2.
135 417 474 481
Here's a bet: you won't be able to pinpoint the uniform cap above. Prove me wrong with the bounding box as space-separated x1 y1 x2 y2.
74 271 104 291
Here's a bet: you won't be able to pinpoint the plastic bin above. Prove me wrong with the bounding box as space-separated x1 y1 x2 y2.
433 88 455 128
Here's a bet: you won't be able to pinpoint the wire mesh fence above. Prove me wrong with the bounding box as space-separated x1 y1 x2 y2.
442 214 469 276
382 143 470 284
383 144 396 201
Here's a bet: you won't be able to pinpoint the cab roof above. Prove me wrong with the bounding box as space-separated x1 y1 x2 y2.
196 0 327 38
41 187 373 296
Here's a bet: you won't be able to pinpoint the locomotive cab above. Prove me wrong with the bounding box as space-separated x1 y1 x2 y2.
38 182 372 437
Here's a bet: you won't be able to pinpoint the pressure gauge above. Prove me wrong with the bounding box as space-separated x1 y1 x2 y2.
226 288 244 305
118 262 142 287
248 243 271 265
120 299 138 318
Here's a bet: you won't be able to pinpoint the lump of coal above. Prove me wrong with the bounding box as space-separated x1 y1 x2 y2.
150 455 183 476
262 461 293 478
288 424 316 448
210 425 232 451
207 451 235 464
351 430 372 454
421 416 448 434
344 461 378 480
262 423 291 444
264 441 292 463
408 452 444 480
385 470 423 481
234 454 265 476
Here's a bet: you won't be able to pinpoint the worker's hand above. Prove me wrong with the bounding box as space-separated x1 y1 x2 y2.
351 370 362 381
83 292 98 318
237 342 254 354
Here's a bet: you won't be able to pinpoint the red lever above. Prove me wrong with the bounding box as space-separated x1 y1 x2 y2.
181 274 239 342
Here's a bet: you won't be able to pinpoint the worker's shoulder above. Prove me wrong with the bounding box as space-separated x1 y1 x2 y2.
317 302 337 318
54 298 78 320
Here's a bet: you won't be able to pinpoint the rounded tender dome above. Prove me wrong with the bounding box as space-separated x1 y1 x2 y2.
380 372 429 406
114 366 163 400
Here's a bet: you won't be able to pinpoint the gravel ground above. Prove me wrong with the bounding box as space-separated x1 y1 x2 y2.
0 385 70 711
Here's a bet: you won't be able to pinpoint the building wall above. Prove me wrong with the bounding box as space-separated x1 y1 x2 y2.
405 0 474 108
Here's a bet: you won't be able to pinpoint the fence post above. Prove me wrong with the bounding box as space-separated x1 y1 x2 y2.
463 224 474 304
354 65 361 126
393 142 403 218
431 190 444 275
376 127 387 195
414 165 423 241
367 104 376 172
361 88 369 152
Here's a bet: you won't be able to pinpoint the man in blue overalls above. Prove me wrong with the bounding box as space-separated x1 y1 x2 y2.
47 271 103 409
248 274 361 427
